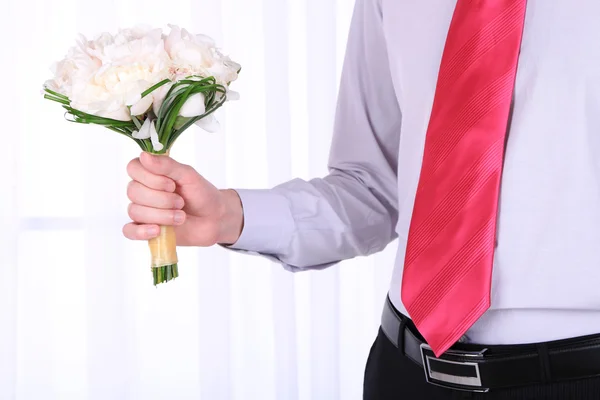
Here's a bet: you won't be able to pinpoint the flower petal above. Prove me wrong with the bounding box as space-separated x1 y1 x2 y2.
97 107 132 121
195 114 220 133
152 82 173 116
132 117 152 139
149 120 164 151
195 34 216 47
126 93 142 107
226 90 240 101
179 93 206 118
129 94 153 116
165 25 182 56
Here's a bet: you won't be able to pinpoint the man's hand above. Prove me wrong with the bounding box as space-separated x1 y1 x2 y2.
123 152 244 246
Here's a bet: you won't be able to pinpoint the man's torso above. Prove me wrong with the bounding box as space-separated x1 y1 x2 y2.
385 0 600 344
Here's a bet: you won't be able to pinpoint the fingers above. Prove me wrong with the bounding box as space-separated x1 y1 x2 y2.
122 216 218 246
122 223 160 241
127 181 185 210
127 158 177 192
139 152 200 186
128 203 187 226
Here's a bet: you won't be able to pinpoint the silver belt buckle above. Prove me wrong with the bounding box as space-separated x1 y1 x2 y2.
420 343 490 393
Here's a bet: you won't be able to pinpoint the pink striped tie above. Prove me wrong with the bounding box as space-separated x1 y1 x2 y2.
401 0 527 357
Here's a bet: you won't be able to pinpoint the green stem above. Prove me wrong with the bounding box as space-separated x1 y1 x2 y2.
152 264 179 286
44 94 70 105
131 114 143 130
43 88 70 100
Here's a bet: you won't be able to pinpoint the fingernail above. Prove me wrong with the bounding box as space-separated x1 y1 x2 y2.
147 226 159 236
175 197 185 209
174 211 185 224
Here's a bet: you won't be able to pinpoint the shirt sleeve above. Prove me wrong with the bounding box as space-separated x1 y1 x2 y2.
226 0 402 271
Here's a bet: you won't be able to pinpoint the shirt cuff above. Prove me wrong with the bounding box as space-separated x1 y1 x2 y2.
226 188 294 255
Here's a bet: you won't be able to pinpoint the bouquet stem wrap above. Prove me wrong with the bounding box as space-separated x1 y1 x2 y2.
149 151 179 285
149 225 179 285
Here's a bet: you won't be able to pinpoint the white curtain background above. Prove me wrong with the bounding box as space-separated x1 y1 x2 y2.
0 0 397 398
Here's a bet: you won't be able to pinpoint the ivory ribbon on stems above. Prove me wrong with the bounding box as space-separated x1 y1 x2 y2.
147 151 178 269
149 225 178 267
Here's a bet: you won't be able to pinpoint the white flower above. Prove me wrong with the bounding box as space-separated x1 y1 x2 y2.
129 94 154 116
165 26 214 68
164 25 240 86
97 107 132 121
226 89 240 101
46 26 171 121
44 37 99 98
195 114 220 133
179 93 206 118
151 82 174 115
132 118 163 151
132 117 151 140
45 24 240 125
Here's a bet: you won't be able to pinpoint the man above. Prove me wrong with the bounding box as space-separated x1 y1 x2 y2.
122 0 600 398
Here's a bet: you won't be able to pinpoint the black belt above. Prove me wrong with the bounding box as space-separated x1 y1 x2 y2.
381 296 600 392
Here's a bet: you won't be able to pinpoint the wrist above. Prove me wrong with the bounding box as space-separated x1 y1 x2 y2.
217 189 244 245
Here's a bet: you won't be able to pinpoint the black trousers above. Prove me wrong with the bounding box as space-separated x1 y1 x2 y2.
363 328 600 400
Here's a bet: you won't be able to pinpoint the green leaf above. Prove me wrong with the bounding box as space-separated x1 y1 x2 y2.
167 94 227 148
141 79 172 98
106 126 131 137
44 95 70 105
156 80 227 141
43 74 233 162
156 85 189 132
162 84 195 138
62 106 137 127
173 116 191 130
43 88 70 100
131 114 143 131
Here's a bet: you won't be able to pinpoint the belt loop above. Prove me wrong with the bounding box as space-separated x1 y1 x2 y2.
536 343 552 383
396 317 407 356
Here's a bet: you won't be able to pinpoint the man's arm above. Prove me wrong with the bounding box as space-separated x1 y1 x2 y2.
227 0 402 270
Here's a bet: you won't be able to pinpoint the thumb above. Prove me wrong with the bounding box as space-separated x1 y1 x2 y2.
139 152 198 185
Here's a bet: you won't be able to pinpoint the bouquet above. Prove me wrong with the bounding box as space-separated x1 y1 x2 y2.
43 25 241 285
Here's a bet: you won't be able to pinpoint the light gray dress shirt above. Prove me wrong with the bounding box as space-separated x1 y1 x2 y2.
228 0 600 344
